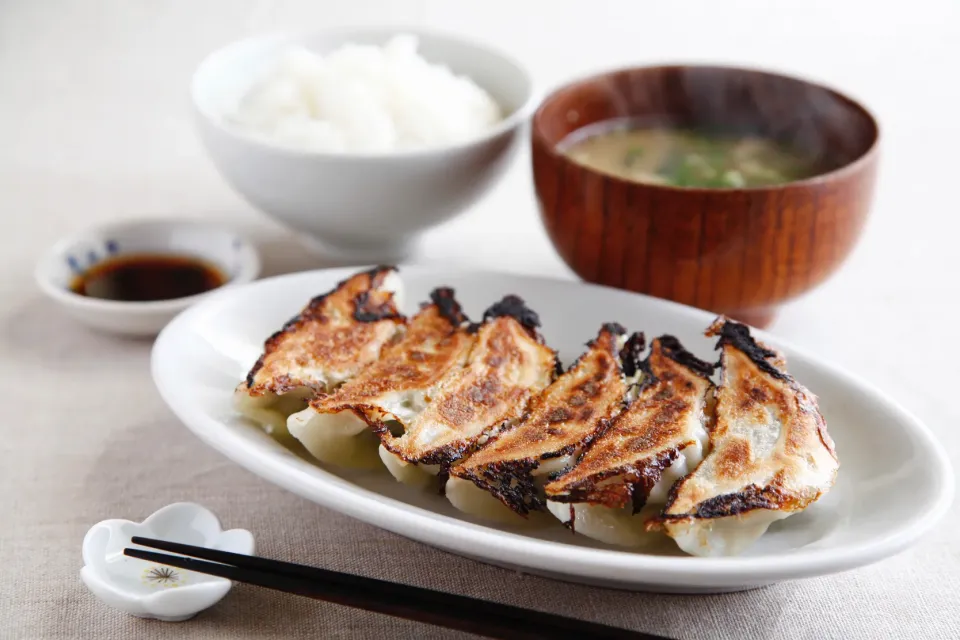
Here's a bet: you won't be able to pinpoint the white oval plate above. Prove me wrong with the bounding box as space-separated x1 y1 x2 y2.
151 266 953 593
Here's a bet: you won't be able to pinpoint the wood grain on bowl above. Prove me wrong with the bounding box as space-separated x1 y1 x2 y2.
532 66 879 327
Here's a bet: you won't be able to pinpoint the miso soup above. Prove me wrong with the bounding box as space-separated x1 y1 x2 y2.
562 123 822 188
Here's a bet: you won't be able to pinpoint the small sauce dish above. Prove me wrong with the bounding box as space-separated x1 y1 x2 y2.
35 220 260 336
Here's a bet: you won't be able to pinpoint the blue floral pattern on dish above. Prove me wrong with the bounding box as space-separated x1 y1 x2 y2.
65 236 244 279
66 239 120 275
66 255 83 274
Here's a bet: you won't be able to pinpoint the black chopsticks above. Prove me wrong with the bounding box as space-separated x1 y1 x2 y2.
124 537 671 640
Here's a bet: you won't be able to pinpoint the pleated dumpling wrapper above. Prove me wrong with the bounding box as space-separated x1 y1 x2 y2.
378 296 558 489
234 267 404 438
288 288 474 468
545 336 716 547
649 318 838 557
446 325 643 523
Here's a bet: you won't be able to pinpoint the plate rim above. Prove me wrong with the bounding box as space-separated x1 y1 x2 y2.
151 265 955 588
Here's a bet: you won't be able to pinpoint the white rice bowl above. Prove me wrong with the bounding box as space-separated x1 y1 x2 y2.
226 34 503 153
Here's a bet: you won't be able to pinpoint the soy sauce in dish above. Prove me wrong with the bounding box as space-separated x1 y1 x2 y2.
70 254 226 302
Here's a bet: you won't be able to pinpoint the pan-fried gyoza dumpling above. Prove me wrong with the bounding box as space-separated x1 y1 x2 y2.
287 288 473 468
545 336 715 547
650 318 838 557
378 296 558 490
234 267 404 437
445 326 643 523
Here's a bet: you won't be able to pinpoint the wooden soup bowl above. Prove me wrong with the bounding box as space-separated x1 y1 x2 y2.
532 65 879 327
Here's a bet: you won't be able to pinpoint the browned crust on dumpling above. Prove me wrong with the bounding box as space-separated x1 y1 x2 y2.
450 324 637 515
475 294 543 338
242 266 404 397
658 475 812 522
651 317 838 530
704 317 836 460
381 296 557 469
705 317 789 381
546 335 715 512
309 288 473 416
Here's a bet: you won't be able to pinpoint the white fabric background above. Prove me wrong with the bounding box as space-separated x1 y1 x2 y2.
2 1 958 638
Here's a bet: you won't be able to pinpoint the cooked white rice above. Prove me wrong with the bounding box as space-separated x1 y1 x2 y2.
227 34 503 153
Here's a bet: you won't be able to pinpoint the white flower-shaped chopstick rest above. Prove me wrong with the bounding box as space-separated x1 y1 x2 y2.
81 502 254 621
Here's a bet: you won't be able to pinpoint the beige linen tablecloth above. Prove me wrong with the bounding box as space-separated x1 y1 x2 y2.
3 1 959 638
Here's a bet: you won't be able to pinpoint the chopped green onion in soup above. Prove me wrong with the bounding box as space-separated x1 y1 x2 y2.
563 124 820 188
